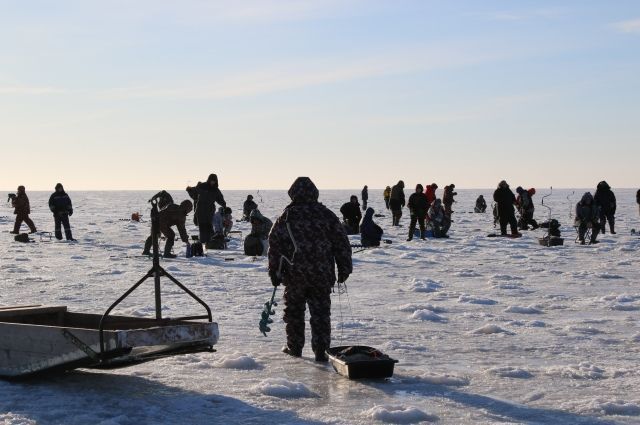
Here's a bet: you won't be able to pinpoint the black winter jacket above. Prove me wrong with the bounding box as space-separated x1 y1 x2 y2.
407 192 429 218
493 187 516 218
594 182 616 215
49 190 73 216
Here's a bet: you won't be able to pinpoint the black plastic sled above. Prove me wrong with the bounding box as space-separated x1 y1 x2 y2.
538 236 564 246
326 346 398 379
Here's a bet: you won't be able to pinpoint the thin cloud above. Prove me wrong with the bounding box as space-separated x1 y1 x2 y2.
0 86 66 95
486 8 566 22
100 43 503 100
101 0 362 25
612 18 640 34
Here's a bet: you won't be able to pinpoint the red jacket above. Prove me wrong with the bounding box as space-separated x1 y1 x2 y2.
425 186 436 205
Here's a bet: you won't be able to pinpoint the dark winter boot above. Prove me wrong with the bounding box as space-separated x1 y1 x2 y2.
142 237 152 255
164 252 177 259
282 346 302 358
314 351 328 362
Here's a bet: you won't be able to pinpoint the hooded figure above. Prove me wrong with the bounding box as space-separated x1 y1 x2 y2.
361 185 369 210
407 184 429 241
389 180 406 226
516 186 538 230
244 208 273 256
268 177 352 362
428 199 451 238
383 186 392 210
594 181 616 234
425 183 438 206
49 183 74 241
575 192 600 244
143 200 193 258
186 174 226 244
493 180 520 236
11 185 37 234
474 195 487 213
442 184 457 216
360 208 383 247
243 195 258 221
339 195 362 235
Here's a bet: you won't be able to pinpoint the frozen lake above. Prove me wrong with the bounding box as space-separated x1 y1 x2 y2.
1 188 639 424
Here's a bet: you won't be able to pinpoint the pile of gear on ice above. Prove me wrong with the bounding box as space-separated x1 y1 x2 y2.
5 176 640 362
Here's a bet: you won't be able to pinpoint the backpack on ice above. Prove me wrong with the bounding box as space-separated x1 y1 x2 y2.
206 233 226 250
191 241 204 256
244 235 264 256
14 233 30 243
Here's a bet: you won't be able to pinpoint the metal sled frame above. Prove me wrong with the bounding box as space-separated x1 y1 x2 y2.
98 201 213 357
574 221 593 244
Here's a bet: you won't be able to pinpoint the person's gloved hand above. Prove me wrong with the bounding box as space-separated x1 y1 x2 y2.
269 270 281 287
337 273 349 284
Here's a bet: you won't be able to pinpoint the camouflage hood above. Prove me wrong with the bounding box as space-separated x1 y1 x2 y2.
288 177 319 203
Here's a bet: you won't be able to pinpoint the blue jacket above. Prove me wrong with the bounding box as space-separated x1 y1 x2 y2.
49 186 73 215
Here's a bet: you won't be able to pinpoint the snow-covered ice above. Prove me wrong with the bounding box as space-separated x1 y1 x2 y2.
1 188 640 424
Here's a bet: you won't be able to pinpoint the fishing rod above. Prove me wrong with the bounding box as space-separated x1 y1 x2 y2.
566 191 575 219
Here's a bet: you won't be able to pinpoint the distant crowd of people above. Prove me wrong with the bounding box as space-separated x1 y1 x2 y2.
5 175 640 364
340 181 455 243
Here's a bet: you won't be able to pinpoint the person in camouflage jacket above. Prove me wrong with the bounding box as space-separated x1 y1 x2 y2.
268 177 352 362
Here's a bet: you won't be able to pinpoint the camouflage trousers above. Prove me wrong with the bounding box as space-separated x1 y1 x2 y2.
283 279 332 356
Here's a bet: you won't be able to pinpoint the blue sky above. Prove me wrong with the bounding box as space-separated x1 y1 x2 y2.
1 1 638 190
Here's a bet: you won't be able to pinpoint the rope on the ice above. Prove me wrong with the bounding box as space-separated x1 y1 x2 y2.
336 280 357 343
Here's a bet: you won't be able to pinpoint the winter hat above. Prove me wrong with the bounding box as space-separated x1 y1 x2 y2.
55 183 64 191
17 185 25 193
450 184 455 189
398 180 405 188
498 180 508 189
416 184 424 192
247 195 253 200
431 183 438 189
350 195 359 202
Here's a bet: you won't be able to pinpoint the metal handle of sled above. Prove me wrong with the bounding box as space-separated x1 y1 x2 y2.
98 201 212 358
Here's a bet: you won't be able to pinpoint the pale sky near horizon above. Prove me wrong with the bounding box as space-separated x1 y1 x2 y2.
1 1 639 191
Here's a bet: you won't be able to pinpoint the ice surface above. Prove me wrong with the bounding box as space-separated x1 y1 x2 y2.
1 189 640 424
362 405 437 423
252 378 316 398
